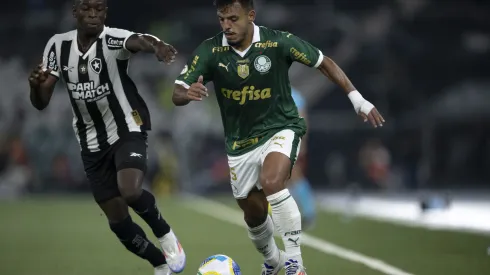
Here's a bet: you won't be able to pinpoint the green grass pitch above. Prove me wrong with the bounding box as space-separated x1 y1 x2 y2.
0 195 488 275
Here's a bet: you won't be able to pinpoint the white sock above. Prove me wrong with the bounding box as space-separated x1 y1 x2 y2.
247 215 281 266
267 189 303 265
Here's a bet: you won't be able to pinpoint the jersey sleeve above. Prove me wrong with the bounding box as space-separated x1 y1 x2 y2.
281 32 324 68
42 35 60 78
105 28 136 59
175 41 213 89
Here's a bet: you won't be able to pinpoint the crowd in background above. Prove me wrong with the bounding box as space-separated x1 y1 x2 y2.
0 0 489 198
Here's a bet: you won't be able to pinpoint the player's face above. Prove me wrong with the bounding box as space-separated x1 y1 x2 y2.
217 3 255 46
73 0 107 35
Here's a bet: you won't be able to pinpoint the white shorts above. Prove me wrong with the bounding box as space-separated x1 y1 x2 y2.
228 129 302 199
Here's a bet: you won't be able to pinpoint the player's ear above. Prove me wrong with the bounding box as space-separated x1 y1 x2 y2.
248 9 255 22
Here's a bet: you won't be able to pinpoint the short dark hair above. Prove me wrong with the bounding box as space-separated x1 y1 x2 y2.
214 0 254 10
73 0 107 7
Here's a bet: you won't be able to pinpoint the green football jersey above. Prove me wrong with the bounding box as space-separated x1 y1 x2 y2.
175 24 323 156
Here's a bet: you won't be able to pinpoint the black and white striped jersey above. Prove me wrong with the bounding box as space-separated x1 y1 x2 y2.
42 26 151 153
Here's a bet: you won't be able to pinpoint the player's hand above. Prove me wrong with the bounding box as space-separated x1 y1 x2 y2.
154 41 178 64
28 63 52 88
359 103 385 128
186 75 209 101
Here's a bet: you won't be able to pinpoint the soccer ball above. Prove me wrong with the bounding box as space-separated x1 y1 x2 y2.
197 254 241 275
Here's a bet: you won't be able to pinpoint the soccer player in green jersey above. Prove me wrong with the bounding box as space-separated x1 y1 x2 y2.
173 0 385 274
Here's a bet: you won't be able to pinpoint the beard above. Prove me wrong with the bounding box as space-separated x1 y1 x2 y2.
226 37 243 47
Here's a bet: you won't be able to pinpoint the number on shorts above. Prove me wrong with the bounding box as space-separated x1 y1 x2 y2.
230 167 238 181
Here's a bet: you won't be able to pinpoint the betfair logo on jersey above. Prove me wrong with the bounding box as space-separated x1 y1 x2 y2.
221 86 271 105
290 47 311 65
212 46 230 53
67 81 111 102
255 40 278 49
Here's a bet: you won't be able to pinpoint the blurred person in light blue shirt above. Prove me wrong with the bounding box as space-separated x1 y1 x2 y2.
289 87 316 229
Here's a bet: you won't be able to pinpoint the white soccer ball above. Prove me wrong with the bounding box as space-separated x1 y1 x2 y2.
197 254 241 275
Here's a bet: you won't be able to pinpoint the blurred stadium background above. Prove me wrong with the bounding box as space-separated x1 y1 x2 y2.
1 0 489 274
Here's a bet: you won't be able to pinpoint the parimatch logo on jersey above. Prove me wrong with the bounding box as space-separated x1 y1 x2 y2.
221 86 271 105
67 81 111 102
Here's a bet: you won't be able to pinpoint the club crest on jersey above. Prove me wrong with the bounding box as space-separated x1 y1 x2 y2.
90 58 102 74
237 64 249 79
254 55 271 74
79 64 88 74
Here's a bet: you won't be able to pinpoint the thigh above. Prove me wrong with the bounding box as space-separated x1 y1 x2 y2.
114 132 148 173
82 147 120 203
259 129 302 194
228 149 262 199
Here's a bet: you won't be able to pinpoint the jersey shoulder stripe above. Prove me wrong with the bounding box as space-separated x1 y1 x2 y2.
104 26 135 52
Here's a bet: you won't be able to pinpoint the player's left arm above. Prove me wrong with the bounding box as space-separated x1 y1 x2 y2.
282 32 385 128
125 34 177 64
317 57 384 127
106 28 177 64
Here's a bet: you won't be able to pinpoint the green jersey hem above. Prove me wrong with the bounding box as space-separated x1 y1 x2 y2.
225 126 305 156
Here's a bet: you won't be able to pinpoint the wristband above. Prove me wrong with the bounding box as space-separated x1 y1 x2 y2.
347 90 363 113
347 90 374 115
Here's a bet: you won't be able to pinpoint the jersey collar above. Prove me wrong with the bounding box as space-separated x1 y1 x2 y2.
74 25 108 58
222 23 260 57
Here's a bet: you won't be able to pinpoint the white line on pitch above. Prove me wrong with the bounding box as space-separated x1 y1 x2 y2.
183 196 414 275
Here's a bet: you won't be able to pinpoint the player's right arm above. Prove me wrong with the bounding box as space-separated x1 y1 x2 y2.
29 36 60 110
172 41 213 106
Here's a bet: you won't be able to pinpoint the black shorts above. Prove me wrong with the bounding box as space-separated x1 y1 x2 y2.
81 132 148 203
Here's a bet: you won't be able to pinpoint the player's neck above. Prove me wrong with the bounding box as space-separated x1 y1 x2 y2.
77 29 102 53
234 24 255 52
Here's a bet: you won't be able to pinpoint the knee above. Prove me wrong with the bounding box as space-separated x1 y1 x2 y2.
117 169 143 203
260 174 285 195
119 186 142 203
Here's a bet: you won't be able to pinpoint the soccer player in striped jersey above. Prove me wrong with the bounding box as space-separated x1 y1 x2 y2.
27 0 185 274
